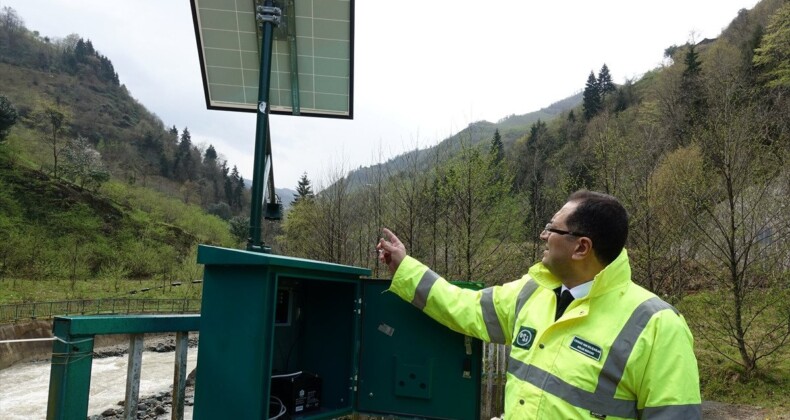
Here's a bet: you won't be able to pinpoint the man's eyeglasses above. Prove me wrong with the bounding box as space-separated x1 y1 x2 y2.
543 223 587 237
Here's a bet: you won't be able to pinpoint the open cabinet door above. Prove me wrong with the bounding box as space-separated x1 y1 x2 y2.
357 279 482 420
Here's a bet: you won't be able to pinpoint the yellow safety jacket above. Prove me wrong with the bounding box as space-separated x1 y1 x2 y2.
389 249 701 419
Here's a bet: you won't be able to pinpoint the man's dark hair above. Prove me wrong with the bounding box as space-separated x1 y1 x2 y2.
565 190 628 265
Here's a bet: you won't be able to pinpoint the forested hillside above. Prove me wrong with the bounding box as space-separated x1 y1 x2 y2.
0 6 251 218
279 0 789 398
0 6 258 292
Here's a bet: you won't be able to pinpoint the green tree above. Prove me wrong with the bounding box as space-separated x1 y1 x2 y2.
582 71 601 120
207 202 232 220
281 164 350 263
597 63 616 98
201 144 222 203
664 44 681 62
0 95 18 141
225 165 245 211
583 112 631 195
0 179 22 280
441 141 521 282
752 1 790 89
229 215 250 245
203 144 218 163
489 129 504 165
35 101 70 178
488 128 505 185
656 39 790 375
74 38 88 62
174 127 196 182
386 141 428 259
511 119 563 261
683 41 790 375
314 168 352 264
51 204 101 287
61 135 111 190
278 198 319 258
292 172 314 204
0 6 24 54
680 43 707 135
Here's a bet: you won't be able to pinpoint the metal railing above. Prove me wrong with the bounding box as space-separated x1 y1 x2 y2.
0 298 201 324
47 314 200 420
40 315 508 419
481 343 508 418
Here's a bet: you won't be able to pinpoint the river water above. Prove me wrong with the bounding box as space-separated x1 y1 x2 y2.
0 349 198 419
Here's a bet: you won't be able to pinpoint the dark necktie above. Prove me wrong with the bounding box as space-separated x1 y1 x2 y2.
555 289 575 320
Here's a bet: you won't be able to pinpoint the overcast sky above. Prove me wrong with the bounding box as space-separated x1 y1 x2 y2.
2 0 760 190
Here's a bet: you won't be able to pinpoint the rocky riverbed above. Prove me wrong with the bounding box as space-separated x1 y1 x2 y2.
88 334 198 420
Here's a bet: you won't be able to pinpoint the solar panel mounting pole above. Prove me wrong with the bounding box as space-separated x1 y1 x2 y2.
247 1 282 253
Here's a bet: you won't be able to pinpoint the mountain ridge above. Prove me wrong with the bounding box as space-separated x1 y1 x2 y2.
343 91 582 191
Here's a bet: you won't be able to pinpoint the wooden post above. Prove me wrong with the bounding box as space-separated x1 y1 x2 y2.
171 331 189 420
124 334 144 420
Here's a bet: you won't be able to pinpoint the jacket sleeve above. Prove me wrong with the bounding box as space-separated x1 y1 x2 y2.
388 255 525 344
631 311 702 419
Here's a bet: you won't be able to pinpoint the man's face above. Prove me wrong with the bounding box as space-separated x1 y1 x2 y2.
540 201 580 274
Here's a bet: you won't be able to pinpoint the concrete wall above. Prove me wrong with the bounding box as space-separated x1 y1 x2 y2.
0 321 128 370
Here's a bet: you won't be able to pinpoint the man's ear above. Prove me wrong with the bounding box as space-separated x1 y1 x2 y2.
572 237 594 260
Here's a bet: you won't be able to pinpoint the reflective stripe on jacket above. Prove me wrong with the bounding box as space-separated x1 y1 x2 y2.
389 249 701 419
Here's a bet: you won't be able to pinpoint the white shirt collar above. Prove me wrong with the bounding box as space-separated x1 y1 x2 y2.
561 280 594 299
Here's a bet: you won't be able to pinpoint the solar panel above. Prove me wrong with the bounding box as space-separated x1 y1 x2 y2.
190 0 354 118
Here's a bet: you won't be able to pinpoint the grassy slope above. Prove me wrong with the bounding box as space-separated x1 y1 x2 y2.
679 293 790 413
0 134 237 304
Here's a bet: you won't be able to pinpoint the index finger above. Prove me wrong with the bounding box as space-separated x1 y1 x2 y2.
382 228 402 246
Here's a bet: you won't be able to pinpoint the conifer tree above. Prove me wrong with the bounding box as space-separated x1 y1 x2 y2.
174 127 196 181
293 172 315 204
74 38 87 62
203 144 217 163
489 129 504 166
597 63 616 97
582 71 602 120
226 165 245 211
489 129 505 182
679 44 707 140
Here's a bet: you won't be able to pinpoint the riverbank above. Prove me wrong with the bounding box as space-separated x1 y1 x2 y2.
0 320 197 369
0 339 198 420
0 320 148 369
90 333 199 420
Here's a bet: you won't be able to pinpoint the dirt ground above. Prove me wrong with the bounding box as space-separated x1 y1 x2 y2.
702 400 788 420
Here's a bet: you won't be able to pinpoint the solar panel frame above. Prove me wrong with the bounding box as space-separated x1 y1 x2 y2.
190 0 354 119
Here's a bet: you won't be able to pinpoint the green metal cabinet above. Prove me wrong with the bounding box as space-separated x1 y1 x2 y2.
194 245 481 420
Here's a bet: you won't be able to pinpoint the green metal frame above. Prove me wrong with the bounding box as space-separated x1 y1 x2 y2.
285 0 300 115
248 0 281 252
46 315 200 420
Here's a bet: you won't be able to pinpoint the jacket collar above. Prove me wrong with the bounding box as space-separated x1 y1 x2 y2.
527 249 632 298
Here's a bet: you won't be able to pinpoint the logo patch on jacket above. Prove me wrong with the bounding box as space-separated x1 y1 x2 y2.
570 336 602 361
514 326 537 350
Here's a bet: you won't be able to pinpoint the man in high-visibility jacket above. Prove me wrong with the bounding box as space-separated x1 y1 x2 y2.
377 190 701 419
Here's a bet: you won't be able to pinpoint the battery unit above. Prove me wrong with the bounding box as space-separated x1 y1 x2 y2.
270 371 322 417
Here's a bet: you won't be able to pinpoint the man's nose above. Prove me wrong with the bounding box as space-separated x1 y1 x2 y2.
539 230 549 241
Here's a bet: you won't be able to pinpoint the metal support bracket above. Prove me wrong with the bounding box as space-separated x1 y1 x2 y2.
256 5 282 26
